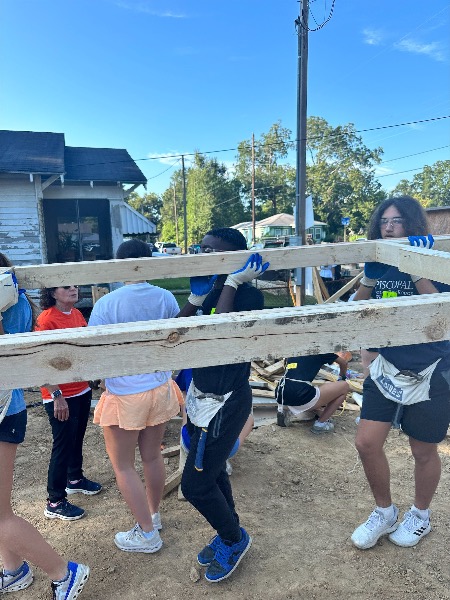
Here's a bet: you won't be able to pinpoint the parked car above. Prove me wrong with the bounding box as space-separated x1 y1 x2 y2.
188 244 201 254
153 242 182 255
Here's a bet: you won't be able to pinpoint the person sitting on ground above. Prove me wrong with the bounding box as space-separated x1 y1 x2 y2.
276 352 350 433
177 228 269 583
35 285 102 521
0 252 89 599
88 239 182 554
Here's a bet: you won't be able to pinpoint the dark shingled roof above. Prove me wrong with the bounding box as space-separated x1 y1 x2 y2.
0 130 65 174
64 147 146 183
0 130 147 184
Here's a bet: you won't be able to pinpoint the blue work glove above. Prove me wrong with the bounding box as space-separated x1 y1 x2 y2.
360 262 390 288
188 275 217 307
408 234 434 249
224 253 270 290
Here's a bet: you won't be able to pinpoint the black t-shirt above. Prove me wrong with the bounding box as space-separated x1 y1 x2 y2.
192 283 264 395
284 353 338 382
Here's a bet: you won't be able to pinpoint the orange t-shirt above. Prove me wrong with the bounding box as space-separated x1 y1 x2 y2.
35 306 90 400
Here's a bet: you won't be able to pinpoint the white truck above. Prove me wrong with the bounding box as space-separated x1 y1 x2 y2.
154 242 182 255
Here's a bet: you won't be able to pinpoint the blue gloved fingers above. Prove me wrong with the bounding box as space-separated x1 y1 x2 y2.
190 274 217 296
428 234 435 248
408 234 435 249
261 261 270 275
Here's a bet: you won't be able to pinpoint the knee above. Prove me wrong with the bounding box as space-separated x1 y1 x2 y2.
410 443 439 465
355 434 381 459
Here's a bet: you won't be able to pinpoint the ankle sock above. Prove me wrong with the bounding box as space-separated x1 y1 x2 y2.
3 563 25 577
411 505 430 521
376 505 395 521
140 528 157 539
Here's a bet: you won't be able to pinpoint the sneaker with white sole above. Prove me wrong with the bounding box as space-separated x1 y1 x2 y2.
205 527 252 582
310 420 335 434
351 506 399 549
388 509 431 547
51 562 89 600
197 534 223 567
44 499 85 521
152 512 162 531
0 561 33 593
65 477 102 496
114 523 163 553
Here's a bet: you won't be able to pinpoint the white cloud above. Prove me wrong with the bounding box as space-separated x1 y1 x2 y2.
147 152 183 165
362 28 384 46
374 166 394 177
114 1 186 18
394 38 446 62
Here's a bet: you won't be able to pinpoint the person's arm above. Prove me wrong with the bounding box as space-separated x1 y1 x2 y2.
335 356 348 379
177 275 218 318
44 385 69 422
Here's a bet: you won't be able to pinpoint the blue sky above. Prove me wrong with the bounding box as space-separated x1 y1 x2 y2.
1 0 449 196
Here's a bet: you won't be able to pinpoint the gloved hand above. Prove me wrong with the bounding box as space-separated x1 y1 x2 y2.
360 262 390 288
188 275 218 307
224 253 270 290
408 234 434 249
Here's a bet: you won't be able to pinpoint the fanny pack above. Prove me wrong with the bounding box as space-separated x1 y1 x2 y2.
0 389 13 424
185 381 233 472
369 354 441 406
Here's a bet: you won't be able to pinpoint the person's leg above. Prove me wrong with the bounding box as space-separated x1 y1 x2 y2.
67 391 92 481
0 441 68 581
181 387 251 543
138 423 166 516
45 403 74 502
409 438 441 509
354 419 393 506
102 425 153 532
312 381 349 422
238 413 254 446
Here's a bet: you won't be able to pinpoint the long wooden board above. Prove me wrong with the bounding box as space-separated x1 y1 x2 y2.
1 293 449 388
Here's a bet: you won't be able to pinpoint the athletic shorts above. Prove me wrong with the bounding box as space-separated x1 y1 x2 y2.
0 409 27 444
276 379 318 409
94 379 182 430
361 369 450 443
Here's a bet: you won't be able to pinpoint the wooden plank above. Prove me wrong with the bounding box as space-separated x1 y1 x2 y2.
264 360 285 376
376 241 450 285
314 268 330 300
311 268 324 304
1 293 450 389
161 445 180 458
91 285 109 305
163 470 182 498
13 242 379 288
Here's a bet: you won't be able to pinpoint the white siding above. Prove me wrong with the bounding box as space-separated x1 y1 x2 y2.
0 176 42 264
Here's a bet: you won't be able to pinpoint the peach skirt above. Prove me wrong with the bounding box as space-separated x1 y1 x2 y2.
94 379 182 430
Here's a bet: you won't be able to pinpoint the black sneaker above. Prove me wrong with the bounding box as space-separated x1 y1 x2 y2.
66 477 102 496
44 499 85 521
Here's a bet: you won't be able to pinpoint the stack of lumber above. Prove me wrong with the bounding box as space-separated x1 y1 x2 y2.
250 359 364 412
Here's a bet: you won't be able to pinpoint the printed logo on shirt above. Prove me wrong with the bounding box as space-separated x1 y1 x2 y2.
382 291 398 298
376 374 403 402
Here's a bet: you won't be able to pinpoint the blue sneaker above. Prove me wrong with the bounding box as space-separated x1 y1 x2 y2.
197 534 223 566
205 527 252 582
66 477 102 496
44 499 85 521
0 561 33 593
51 562 89 600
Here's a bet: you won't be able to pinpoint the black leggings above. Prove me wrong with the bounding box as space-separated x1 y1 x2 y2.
181 385 252 543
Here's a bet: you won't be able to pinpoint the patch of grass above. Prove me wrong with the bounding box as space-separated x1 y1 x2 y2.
148 277 190 291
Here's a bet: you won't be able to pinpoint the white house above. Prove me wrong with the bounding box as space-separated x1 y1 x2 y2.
233 213 327 246
0 130 155 265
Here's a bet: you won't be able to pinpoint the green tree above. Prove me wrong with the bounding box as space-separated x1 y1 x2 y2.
235 121 296 220
306 117 386 239
392 160 450 207
127 191 163 232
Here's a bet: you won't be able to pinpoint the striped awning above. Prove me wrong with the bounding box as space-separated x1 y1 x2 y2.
120 202 156 235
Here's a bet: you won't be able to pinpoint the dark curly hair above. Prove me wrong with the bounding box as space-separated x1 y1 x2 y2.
367 196 428 240
116 239 152 259
0 252 13 268
205 228 247 250
39 288 58 310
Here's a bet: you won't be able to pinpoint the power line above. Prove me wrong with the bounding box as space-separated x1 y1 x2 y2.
379 145 450 164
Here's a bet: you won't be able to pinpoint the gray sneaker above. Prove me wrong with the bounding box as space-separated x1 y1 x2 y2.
0 561 33 593
310 420 335 434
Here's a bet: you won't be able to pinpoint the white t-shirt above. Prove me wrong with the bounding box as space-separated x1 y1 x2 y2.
88 283 179 395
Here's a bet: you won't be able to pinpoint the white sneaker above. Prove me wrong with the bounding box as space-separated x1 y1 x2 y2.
351 506 399 549
152 512 162 531
388 509 431 547
114 524 163 553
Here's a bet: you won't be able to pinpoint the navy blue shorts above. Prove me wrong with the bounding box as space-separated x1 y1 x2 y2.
0 410 27 444
276 379 316 407
361 370 450 443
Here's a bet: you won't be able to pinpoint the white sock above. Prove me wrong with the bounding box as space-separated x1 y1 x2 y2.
411 505 430 521
376 505 395 521
140 527 157 539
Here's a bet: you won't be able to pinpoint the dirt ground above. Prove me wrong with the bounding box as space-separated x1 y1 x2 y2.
11 385 450 600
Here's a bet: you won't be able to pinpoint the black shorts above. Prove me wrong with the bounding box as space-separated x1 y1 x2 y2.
361 370 450 443
276 379 316 407
0 410 27 444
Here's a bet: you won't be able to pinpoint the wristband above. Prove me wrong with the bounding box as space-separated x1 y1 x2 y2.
51 389 63 399
223 275 239 290
187 293 207 307
360 275 377 288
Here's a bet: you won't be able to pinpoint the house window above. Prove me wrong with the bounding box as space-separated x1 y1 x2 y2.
314 227 322 239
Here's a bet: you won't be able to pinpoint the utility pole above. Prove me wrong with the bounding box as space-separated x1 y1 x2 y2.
251 133 256 244
294 0 309 306
181 155 188 254
173 184 179 246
